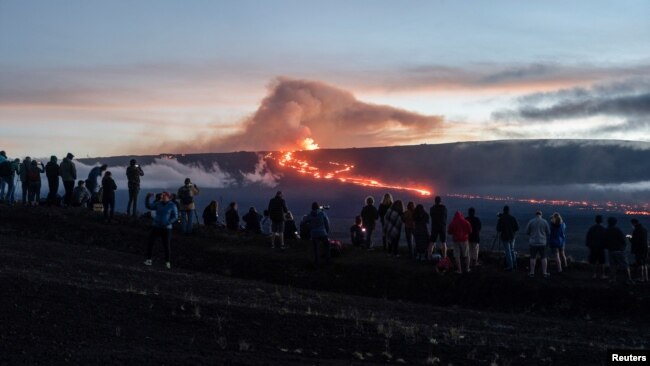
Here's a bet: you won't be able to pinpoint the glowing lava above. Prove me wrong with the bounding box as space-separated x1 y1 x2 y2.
300 138 319 150
268 150 431 196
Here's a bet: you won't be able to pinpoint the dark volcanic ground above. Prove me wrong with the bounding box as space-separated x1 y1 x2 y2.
1 205 649 365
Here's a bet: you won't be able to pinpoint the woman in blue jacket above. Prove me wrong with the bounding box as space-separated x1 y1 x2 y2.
144 191 179 269
548 212 567 273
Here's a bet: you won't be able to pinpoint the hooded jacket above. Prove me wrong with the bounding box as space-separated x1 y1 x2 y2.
59 158 77 182
302 209 330 239
45 157 60 180
146 195 179 229
447 211 472 242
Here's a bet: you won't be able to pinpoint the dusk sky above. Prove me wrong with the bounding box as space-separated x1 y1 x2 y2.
1 0 649 157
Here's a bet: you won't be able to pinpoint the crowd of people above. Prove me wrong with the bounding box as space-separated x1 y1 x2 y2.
0 150 648 282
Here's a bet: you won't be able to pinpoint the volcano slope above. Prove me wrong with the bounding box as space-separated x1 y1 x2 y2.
0 205 648 365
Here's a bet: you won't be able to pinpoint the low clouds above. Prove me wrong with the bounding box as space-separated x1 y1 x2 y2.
173 78 445 152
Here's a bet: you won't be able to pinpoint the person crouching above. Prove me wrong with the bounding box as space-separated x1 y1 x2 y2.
144 191 178 269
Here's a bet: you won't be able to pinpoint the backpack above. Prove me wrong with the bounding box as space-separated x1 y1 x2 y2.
0 160 11 178
178 186 193 205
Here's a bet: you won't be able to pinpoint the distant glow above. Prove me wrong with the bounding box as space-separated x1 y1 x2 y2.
300 138 320 150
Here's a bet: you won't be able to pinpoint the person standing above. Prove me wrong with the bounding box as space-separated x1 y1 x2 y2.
466 207 482 268
526 211 551 278
378 193 393 251
403 201 416 257
268 191 289 249
27 160 44 206
413 204 430 261
177 178 200 234
101 171 117 222
447 211 473 273
4 158 20 204
384 200 404 256
548 212 567 273
0 151 7 199
360 196 379 249
496 205 519 271
19 157 31 205
301 202 331 265
144 192 178 269
45 156 60 206
629 218 648 283
126 159 144 216
585 215 607 279
225 202 240 231
59 153 77 206
604 217 633 284
429 196 448 259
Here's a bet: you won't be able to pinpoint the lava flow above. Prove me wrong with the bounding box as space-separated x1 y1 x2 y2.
265 150 431 196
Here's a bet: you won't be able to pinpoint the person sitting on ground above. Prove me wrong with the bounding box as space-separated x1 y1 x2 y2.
45 156 60 206
378 193 393 251
101 171 117 222
301 202 331 265
548 212 567 273
126 159 144 217
466 207 482 267
202 200 219 226
225 202 240 232
413 204 430 261
496 205 519 271
350 215 365 246
585 215 607 279
72 180 91 207
526 211 550 278
284 211 299 241
268 191 289 249
447 211 473 274
260 210 272 236
604 217 633 285
429 196 448 259
86 164 108 207
27 160 44 206
629 218 648 283
403 201 416 257
242 207 262 234
177 178 200 234
360 196 379 250
59 153 76 206
144 191 178 269
384 200 404 257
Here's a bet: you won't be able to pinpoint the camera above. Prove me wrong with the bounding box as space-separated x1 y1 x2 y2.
320 205 330 210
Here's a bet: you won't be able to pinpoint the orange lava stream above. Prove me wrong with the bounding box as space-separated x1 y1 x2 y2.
447 193 650 214
266 151 431 196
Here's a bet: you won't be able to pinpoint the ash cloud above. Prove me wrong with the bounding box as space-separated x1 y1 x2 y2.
174 78 445 152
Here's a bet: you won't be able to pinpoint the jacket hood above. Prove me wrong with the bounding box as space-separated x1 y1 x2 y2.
452 211 465 222
50 156 57 163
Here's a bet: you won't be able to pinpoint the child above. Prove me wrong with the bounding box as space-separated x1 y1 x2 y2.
350 215 365 246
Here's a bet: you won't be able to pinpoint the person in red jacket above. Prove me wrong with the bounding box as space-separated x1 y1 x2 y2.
447 211 473 274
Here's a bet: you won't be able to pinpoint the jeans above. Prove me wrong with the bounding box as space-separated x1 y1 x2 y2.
5 176 15 203
63 180 74 205
313 236 330 265
103 196 115 221
21 182 29 203
27 183 40 204
501 239 516 269
126 187 139 216
47 177 59 205
180 209 195 234
147 227 171 262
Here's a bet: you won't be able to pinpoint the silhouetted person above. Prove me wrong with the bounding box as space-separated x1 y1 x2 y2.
86 164 108 206
403 201 416 257
301 202 330 265
59 153 76 206
0 151 7 199
1 157 19 204
144 192 178 269
126 159 144 216
604 217 633 284
548 212 567 273
45 156 60 206
350 216 365 246
526 211 550 278
360 196 379 249
19 156 31 205
27 160 44 206
378 193 393 251
72 180 91 207
466 207 482 267
384 200 404 256
268 191 289 249
177 178 200 234
101 171 117 222
585 215 607 279
202 200 219 226
448 211 473 273
496 205 519 271
225 202 240 231
630 218 648 282
429 196 448 258
242 207 262 234
413 204 430 261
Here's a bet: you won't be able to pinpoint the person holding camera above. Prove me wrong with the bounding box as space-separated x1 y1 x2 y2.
126 159 144 217
144 191 178 269
177 178 200 234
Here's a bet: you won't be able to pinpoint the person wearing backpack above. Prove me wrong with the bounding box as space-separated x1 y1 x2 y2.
27 160 44 206
177 178 199 234
126 159 144 217
101 171 117 222
45 156 60 206
59 153 77 206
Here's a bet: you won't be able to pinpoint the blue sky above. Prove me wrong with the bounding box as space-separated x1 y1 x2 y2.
1 0 649 156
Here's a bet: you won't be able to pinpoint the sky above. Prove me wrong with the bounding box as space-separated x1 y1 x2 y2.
1 0 649 157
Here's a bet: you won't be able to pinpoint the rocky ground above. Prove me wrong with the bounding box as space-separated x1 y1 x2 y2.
0 205 648 365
